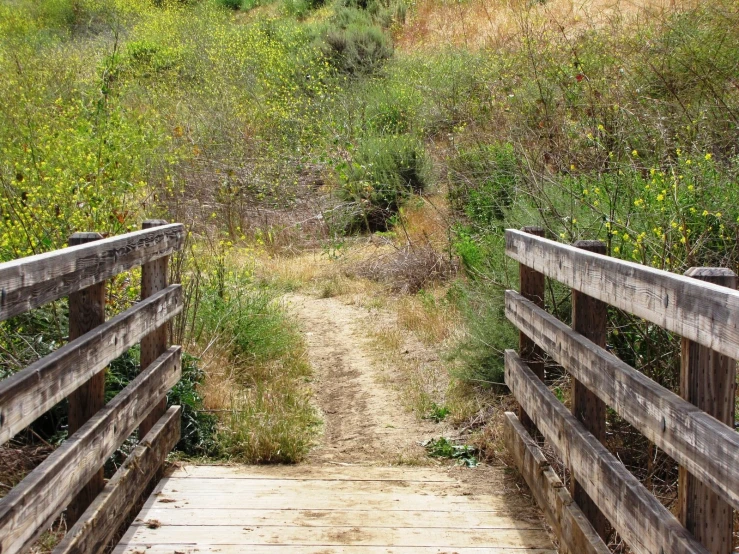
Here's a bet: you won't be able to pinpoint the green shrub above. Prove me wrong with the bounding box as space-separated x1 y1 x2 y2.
322 16 392 75
449 281 517 388
363 79 419 135
338 134 429 231
218 0 243 10
168 353 219 456
449 143 518 228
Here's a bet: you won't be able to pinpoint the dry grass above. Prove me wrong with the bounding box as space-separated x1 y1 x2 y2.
396 290 461 345
396 0 699 52
352 243 458 294
0 443 68 552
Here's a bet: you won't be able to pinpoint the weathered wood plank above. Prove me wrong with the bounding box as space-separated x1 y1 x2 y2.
66 232 107 525
503 412 610 554
113 546 557 554
53 406 181 554
569 239 608 540
115 525 551 548
678 267 737 553
505 290 739 511
139 220 170 440
153 478 481 495
505 228 739 360
0 224 184 322
140 491 515 511
505 350 709 554
129 508 539 529
518 226 546 432
165 465 459 482
0 285 182 445
0 346 182 554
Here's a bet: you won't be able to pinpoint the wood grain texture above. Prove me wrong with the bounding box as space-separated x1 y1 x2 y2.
66 232 107 525
116 525 551 548
129 508 536 528
53 406 181 554
505 228 739 360
139 220 170 439
165 465 459 482
0 346 181 554
137 490 515 511
503 412 610 554
113 546 556 554
0 224 184 322
505 349 710 554
0 285 182 445
115 462 554 553
518 226 546 432
678 268 737 554
569 240 608 540
505 290 739 511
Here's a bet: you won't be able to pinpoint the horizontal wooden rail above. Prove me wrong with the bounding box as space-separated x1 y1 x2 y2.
0 285 182 445
54 406 181 554
0 223 184 322
505 350 709 554
505 228 739 361
503 412 609 554
505 290 739 511
0 346 182 554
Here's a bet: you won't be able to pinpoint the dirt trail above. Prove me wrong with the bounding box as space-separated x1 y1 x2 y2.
283 291 549 520
285 293 443 464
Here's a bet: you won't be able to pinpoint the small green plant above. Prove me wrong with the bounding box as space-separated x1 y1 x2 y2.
424 403 450 422
187 254 318 463
424 437 478 467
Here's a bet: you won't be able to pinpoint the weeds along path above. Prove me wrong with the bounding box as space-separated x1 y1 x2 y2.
285 293 444 465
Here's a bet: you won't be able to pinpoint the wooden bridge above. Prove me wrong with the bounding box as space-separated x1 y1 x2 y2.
0 222 736 554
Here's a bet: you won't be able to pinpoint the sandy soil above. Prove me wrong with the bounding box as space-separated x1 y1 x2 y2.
285 293 444 465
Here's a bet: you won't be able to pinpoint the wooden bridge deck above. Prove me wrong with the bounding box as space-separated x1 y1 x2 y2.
114 465 555 553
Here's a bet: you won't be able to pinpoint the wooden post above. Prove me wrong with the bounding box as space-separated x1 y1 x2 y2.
518 226 546 433
66 232 107 525
139 220 170 439
679 267 737 554
570 239 609 541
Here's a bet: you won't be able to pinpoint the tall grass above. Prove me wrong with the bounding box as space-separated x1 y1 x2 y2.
179 243 318 463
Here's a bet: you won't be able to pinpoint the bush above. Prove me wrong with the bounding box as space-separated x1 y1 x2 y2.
218 0 243 9
449 281 517 388
448 143 518 229
338 134 430 232
322 16 392 75
363 79 420 135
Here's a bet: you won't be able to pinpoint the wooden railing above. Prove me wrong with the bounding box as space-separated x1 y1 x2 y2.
503 227 738 554
0 221 186 554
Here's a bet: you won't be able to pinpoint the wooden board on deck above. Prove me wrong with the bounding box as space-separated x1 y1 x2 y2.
115 465 556 553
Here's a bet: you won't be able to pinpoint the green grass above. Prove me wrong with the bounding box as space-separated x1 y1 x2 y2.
184 251 319 463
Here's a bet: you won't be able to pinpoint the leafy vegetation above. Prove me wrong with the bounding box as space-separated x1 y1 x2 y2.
2 2 739 546
424 437 478 467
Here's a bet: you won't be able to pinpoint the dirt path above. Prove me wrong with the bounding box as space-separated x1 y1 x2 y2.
285 293 444 465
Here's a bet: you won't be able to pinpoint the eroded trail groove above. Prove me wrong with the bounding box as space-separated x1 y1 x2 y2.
116 293 556 553
287 293 440 464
